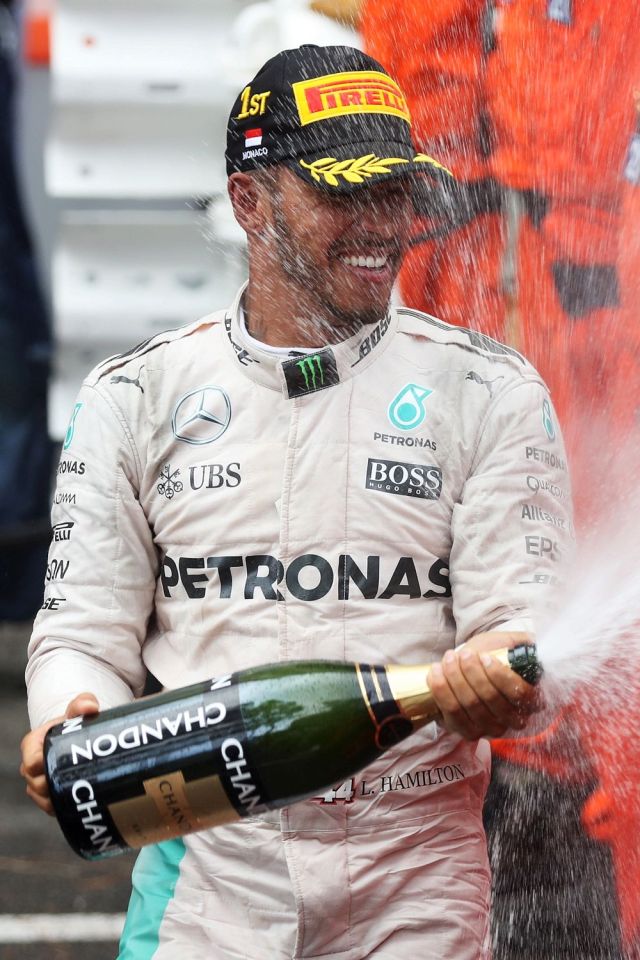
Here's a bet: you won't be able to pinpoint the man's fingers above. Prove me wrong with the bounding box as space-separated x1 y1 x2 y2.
65 692 100 719
20 729 48 778
429 654 500 739
20 752 44 778
26 773 49 797
444 649 510 737
479 652 540 713
428 661 469 737
20 693 99 817
26 785 54 816
429 646 540 739
457 649 532 728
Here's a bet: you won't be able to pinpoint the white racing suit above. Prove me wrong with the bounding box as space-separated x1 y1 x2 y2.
27 285 573 959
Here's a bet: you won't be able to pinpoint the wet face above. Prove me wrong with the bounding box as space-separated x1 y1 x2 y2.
262 167 414 333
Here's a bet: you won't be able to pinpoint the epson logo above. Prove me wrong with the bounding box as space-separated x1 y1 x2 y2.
366 459 442 500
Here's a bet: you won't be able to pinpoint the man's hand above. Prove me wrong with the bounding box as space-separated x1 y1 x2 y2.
428 632 542 740
20 693 99 815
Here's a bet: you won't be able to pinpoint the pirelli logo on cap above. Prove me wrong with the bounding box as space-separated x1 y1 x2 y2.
292 71 411 126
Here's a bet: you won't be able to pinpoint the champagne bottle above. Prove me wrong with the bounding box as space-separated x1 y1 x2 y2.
44 644 541 860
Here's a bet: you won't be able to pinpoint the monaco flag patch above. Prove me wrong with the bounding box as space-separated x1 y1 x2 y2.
244 128 263 147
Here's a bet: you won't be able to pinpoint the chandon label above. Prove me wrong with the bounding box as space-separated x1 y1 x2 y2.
46 675 270 856
70 778 119 856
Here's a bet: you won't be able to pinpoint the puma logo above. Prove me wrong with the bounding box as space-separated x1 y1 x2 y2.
111 366 144 393
465 371 504 397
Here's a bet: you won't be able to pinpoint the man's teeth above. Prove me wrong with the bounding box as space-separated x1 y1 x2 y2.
341 254 388 269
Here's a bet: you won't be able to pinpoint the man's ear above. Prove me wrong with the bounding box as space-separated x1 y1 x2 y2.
228 172 266 235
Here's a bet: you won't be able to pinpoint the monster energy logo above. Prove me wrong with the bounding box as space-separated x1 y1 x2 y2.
282 348 339 399
297 355 324 390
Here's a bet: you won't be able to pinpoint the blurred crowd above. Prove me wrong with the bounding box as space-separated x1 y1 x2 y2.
2 0 640 956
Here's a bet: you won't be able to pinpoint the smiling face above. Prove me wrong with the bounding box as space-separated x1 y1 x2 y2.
269 168 413 331
230 166 415 346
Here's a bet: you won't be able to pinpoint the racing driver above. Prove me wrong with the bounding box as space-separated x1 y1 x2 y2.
20 45 571 960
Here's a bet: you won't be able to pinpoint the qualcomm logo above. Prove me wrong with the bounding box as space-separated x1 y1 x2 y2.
172 386 231 445
388 384 432 431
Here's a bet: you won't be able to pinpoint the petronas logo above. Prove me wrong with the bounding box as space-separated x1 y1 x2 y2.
388 384 433 431
297 355 324 391
542 398 556 441
63 402 83 450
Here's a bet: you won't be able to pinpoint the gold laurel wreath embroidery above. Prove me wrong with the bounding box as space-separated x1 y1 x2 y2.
299 153 454 185
413 153 454 177
299 154 409 186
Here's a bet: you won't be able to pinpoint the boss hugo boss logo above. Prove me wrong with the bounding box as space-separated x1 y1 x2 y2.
352 313 391 366
224 316 257 366
366 459 443 500
172 386 232 445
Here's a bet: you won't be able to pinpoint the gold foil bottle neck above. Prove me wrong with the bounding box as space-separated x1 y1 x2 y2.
385 647 515 726
384 664 439 725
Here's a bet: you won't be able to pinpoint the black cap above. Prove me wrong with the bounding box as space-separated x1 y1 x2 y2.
225 44 453 193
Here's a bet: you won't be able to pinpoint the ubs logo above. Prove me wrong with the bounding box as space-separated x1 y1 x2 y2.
189 463 241 490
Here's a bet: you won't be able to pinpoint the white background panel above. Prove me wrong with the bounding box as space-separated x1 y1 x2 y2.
51 0 249 105
53 210 245 343
46 103 225 198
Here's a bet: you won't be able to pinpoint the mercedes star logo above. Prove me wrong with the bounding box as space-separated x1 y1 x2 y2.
171 386 232 445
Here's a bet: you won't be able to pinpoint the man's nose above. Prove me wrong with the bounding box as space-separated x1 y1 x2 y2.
355 199 399 235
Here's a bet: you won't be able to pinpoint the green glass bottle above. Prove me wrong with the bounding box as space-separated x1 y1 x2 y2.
44 645 541 860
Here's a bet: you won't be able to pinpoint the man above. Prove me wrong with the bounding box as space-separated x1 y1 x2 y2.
21 45 569 959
